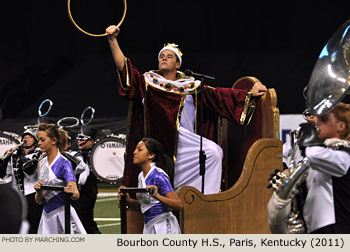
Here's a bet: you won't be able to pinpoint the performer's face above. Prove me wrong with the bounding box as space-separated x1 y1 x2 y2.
305 115 316 123
316 112 345 140
22 134 36 149
133 141 154 166
38 130 57 153
158 50 180 71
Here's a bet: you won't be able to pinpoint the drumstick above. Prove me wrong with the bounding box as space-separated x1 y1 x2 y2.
113 152 124 167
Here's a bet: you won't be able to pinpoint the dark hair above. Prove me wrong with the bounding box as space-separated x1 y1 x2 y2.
38 123 67 152
141 138 174 184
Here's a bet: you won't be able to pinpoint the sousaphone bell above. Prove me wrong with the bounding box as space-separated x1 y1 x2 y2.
306 19 350 116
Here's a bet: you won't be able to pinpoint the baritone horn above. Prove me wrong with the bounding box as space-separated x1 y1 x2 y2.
67 0 127 37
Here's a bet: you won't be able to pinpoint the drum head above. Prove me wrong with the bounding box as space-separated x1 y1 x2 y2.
0 132 20 156
90 136 125 184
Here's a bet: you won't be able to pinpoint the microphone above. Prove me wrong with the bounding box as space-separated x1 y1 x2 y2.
184 69 215 80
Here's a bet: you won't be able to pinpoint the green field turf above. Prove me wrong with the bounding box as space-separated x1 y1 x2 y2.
95 184 121 234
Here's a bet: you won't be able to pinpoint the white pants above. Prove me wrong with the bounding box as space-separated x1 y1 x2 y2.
37 205 86 234
174 126 223 194
143 212 181 234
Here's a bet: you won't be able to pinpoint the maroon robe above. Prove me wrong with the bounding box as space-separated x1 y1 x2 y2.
117 58 249 187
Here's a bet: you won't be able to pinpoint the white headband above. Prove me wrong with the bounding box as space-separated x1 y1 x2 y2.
158 45 182 65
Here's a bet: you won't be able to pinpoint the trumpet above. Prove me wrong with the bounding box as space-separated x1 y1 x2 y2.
0 140 26 162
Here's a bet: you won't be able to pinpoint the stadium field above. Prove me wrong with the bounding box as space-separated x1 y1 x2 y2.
95 184 121 234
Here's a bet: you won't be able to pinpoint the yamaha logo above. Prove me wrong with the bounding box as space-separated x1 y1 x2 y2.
100 142 124 148
0 138 15 145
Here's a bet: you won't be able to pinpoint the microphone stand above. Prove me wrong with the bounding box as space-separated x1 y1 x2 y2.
199 77 206 194
185 70 215 194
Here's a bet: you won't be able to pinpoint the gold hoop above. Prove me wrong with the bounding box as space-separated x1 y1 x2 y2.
67 0 127 37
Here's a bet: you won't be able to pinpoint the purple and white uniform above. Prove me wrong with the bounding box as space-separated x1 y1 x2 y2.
137 163 181 234
37 151 86 234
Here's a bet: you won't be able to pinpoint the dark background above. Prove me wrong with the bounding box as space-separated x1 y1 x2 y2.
1 0 350 120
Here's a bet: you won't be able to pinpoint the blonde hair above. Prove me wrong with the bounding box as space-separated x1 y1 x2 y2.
331 102 350 139
38 123 67 152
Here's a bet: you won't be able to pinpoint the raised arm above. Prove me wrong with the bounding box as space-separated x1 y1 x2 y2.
106 25 125 71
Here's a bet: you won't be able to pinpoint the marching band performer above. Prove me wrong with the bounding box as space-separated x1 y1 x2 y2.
267 110 316 234
268 103 350 233
61 128 90 229
106 25 267 194
119 138 183 234
0 127 43 233
282 109 316 170
76 126 101 234
34 123 86 234
302 103 350 233
62 128 89 190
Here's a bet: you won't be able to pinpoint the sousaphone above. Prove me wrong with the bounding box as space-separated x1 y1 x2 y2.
306 19 350 115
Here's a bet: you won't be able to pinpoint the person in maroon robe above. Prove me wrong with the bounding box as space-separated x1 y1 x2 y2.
106 25 267 194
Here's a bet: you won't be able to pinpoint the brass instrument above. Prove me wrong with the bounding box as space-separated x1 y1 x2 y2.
267 129 308 234
268 18 350 234
306 19 350 116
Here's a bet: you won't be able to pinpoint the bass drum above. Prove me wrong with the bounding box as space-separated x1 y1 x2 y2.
90 136 126 184
0 131 21 157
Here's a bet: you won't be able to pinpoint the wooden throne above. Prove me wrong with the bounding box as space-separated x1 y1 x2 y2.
124 76 282 234
177 76 282 233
